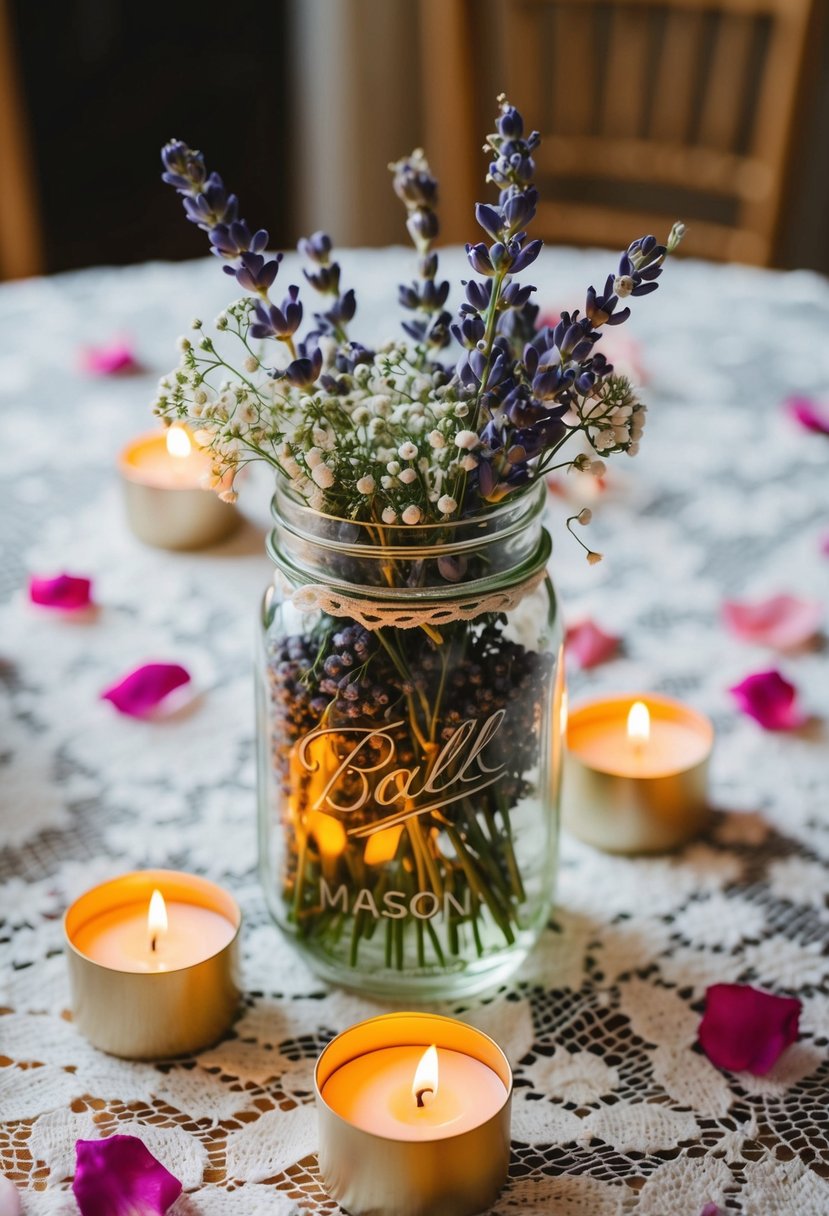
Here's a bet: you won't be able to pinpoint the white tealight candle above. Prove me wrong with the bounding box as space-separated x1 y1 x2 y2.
72 889 235 973
563 693 714 853
65 870 241 1059
321 1044 507 1141
315 1012 512 1216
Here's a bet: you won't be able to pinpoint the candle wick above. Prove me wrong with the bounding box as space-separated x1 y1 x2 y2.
415 1086 433 1108
150 935 157 953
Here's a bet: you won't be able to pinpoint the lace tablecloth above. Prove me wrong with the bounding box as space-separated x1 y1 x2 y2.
2 247 828 1215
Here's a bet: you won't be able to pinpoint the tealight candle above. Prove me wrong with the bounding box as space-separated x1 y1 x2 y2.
118 425 240 549
65 869 241 1059
315 1012 512 1216
563 693 714 853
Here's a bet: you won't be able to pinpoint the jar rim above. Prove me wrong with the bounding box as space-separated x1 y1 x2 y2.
272 477 546 537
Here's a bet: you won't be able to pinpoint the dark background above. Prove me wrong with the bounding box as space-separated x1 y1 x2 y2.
8 0 829 275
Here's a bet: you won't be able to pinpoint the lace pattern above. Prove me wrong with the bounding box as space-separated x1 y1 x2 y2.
2 248 828 1213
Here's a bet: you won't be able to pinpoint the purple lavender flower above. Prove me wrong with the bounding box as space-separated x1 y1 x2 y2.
250 286 302 340
229 251 282 294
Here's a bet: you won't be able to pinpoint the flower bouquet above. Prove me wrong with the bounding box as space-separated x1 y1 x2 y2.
156 98 681 996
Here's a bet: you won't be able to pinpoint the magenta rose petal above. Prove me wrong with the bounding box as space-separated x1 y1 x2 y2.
80 339 142 376
565 619 621 669
722 594 822 651
74 1136 181 1216
785 395 829 435
698 984 801 1075
700 1206 721 1216
729 669 806 731
101 663 191 717
29 573 93 611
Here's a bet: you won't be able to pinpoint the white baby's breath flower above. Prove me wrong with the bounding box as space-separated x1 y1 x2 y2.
402 504 422 525
428 430 446 449
454 430 479 450
356 475 376 494
381 475 398 490
307 488 325 511
437 495 457 515
398 442 418 460
587 550 603 565
577 508 592 525
386 461 401 476
399 468 417 485
313 426 334 449
191 318 203 330
177 335 191 352
193 388 208 406
460 454 478 471
614 274 635 298
305 447 323 469
244 355 259 373
352 407 370 425
627 442 640 456
381 507 398 524
590 460 606 476
191 402 204 418
218 488 238 504
311 463 335 489
215 312 228 330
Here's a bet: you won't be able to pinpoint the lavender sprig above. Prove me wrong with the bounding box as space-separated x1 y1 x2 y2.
390 150 452 357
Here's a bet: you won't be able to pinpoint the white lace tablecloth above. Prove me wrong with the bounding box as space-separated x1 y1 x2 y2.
2 247 828 1215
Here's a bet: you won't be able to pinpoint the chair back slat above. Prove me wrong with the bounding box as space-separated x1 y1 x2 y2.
602 5 654 138
649 7 706 144
697 12 757 151
550 3 598 138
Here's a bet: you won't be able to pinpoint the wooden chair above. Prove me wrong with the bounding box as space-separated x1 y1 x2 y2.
0 0 43 279
420 0 817 264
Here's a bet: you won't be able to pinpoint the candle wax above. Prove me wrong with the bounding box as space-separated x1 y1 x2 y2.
121 434 212 490
321 1046 507 1141
72 901 235 972
569 716 710 778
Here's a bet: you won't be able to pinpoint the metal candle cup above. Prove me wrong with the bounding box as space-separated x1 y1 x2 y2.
118 428 240 550
563 693 714 854
315 1012 512 1216
64 869 241 1059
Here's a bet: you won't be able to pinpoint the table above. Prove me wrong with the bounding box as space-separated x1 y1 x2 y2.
1 247 828 1215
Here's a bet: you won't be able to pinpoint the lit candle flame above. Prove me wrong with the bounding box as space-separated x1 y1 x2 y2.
627 700 651 745
148 889 168 953
412 1044 439 1108
166 425 192 459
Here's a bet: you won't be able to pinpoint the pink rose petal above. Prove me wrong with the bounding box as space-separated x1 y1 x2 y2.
29 573 93 611
698 983 801 1075
74 1136 181 1216
80 339 142 376
700 1207 720 1216
722 594 822 651
785 395 829 436
565 619 620 668
101 663 191 717
729 669 806 731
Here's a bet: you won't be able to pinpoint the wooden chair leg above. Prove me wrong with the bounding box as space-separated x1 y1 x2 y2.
0 0 43 280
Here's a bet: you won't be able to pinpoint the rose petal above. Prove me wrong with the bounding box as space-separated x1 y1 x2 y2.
74 1136 181 1216
698 984 801 1075
0 1176 21 1216
729 669 806 731
700 1207 720 1216
29 573 93 611
722 595 822 651
785 395 829 436
80 340 142 376
101 663 191 717
565 619 620 669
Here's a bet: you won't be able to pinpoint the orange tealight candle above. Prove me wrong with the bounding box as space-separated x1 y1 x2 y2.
316 1013 512 1216
563 693 714 853
118 426 239 549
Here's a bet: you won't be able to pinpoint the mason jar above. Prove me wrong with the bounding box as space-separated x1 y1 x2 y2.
256 479 564 999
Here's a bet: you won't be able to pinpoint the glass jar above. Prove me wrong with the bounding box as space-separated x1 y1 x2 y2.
256 480 564 999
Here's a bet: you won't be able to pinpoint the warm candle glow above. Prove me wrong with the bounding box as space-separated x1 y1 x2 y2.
412 1044 439 1108
166 425 192 458
147 889 168 952
627 700 650 744
560 687 569 735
